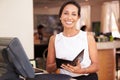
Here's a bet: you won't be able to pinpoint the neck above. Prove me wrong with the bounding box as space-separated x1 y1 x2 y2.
63 29 79 37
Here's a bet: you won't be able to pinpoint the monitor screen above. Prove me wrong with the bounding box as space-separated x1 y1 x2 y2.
0 37 35 79
0 37 73 80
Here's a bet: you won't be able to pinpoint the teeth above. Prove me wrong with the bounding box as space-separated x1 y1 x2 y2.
66 22 72 24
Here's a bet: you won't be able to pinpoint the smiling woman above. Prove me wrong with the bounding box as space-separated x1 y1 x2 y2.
59 4 80 32
46 0 98 80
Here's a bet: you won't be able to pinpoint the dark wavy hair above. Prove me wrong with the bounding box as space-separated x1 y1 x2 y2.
58 0 81 18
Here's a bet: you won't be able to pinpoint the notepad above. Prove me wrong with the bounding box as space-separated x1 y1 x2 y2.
56 49 84 68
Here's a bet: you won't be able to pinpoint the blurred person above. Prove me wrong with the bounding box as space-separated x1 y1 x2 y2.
37 24 45 41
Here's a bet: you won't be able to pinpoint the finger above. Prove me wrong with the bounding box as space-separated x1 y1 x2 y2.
67 64 77 73
76 60 80 66
61 64 75 72
67 64 72 67
61 64 68 70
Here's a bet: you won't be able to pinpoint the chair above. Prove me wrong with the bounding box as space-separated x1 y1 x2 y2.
116 48 120 80
42 48 48 62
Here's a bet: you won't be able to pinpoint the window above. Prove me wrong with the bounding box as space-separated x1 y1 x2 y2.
101 1 120 38
76 5 91 31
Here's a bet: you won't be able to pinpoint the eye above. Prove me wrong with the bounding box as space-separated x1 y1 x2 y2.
72 14 77 16
64 12 68 15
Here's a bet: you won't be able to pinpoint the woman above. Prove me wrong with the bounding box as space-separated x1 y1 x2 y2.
46 0 99 80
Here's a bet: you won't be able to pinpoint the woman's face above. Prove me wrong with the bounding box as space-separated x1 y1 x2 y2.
60 4 80 29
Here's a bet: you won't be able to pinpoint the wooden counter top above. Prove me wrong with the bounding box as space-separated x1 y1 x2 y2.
97 40 120 49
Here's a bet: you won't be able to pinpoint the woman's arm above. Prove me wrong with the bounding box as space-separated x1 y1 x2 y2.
84 32 99 73
46 35 57 73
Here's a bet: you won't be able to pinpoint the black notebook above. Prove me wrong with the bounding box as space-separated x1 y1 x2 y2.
56 49 84 68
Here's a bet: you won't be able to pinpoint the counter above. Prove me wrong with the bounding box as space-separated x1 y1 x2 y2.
97 40 120 80
97 40 120 49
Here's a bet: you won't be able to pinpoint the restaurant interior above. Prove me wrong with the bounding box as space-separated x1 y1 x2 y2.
33 0 120 80
0 0 120 80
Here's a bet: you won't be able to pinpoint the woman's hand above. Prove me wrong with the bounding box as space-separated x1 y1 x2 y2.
61 61 82 74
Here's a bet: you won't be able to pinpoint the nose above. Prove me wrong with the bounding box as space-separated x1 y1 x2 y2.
67 15 72 20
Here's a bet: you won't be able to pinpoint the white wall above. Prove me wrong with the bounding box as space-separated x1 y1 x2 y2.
0 0 34 59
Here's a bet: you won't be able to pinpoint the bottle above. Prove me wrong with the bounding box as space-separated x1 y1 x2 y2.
109 35 113 41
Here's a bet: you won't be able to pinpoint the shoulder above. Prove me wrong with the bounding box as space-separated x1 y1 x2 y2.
49 35 56 42
87 32 95 41
49 33 63 43
87 32 94 37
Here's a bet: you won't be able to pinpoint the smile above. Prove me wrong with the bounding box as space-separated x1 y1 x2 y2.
66 21 73 25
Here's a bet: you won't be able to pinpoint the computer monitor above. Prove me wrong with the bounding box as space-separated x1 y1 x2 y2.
0 37 35 79
0 37 72 80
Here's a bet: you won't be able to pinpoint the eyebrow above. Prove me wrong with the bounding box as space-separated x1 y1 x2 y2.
63 9 78 13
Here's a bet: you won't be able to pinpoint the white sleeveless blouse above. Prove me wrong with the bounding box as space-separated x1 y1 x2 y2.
55 30 91 77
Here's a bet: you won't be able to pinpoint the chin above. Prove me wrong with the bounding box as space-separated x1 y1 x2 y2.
64 24 74 27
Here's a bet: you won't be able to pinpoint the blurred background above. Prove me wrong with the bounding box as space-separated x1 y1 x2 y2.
33 1 120 80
